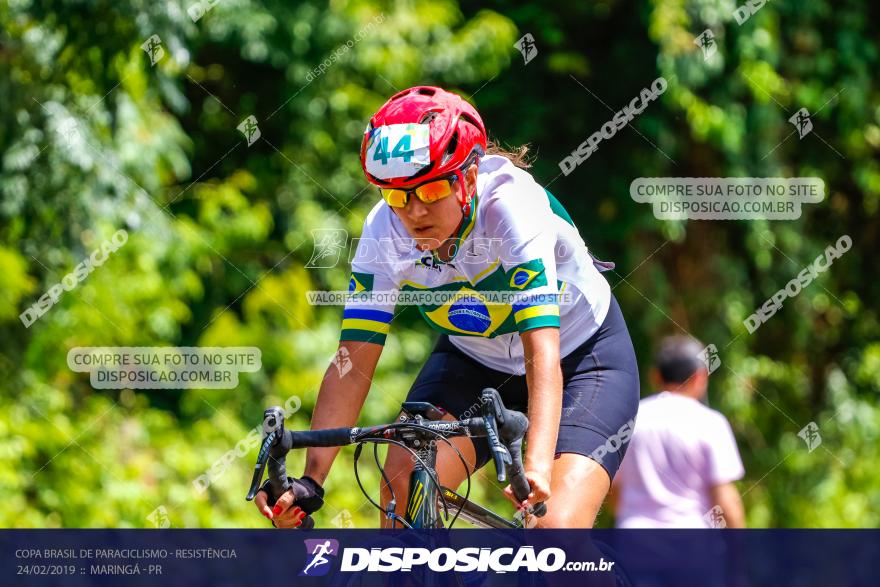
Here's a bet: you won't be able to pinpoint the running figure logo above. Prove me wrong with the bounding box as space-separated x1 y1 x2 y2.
514 33 538 65
140 35 165 66
237 115 262 146
797 421 822 452
306 228 348 269
789 108 813 139
694 29 717 60
703 505 727 528
300 539 339 577
697 343 721 375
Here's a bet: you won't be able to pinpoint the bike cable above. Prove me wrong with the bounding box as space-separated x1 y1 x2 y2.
350 424 473 528
352 437 446 527
411 427 473 528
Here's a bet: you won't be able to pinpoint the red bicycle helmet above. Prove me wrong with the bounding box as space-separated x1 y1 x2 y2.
360 86 487 203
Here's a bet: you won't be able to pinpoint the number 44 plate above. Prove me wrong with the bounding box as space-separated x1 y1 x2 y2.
365 123 431 180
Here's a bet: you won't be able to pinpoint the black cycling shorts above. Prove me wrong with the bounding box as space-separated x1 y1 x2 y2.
404 295 640 480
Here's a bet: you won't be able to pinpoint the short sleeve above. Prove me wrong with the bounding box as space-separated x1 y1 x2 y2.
488 190 560 333
339 223 399 346
705 416 745 485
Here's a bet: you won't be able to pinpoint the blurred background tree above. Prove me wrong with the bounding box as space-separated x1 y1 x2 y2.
0 0 877 528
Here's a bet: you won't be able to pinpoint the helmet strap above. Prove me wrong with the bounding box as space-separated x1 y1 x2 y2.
455 168 474 216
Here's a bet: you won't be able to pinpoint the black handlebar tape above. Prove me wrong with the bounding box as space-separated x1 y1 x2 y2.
479 389 533 504
499 409 548 518
463 418 487 436
498 408 528 443
263 428 352 502
263 428 346 502
506 434 547 518
506 433 530 502
287 427 360 448
267 441 290 502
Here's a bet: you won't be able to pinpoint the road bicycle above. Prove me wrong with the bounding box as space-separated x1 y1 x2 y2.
245 387 634 586
246 387 546 529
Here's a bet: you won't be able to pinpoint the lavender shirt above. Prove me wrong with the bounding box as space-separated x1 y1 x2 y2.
615 391 745 528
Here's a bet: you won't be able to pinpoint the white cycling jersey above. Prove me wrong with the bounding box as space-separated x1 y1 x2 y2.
340 154 612 375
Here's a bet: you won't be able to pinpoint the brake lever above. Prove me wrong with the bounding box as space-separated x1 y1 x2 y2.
483 410 512 483
246 429 276 501
245 407 288 502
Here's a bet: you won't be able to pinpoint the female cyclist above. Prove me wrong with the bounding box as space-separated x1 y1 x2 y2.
254 86 640 528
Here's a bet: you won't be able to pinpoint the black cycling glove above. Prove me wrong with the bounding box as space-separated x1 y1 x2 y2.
260 475 324 515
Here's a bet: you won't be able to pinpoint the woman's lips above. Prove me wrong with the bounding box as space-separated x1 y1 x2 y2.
413 225 433 234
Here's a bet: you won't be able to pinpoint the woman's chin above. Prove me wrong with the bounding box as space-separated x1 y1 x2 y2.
412 235 440 251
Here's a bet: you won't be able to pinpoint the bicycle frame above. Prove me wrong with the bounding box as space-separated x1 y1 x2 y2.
403 442 441 528
439 487 518 529
397 435 519 529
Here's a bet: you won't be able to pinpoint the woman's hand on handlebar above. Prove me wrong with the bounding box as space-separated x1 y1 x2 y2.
253 475 325 528
504 468 551 510
255 489 308 528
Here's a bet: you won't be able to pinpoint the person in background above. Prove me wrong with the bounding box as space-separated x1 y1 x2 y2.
612 335 746 528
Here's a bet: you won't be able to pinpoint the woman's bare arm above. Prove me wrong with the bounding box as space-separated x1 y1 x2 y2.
302 341 384 485
516 326 563 504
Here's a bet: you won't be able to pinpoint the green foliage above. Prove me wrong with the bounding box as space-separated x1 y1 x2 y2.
1 0 877 528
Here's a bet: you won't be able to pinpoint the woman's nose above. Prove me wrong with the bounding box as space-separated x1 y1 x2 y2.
405 195 429 218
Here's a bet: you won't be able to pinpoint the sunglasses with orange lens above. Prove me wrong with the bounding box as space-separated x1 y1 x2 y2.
380 176 457 208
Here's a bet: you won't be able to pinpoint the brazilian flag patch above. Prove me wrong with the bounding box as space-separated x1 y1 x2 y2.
349 271 374 293
508 260 547 290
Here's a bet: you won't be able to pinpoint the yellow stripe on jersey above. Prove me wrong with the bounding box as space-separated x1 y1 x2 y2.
514 304 559 324
340 318 391 334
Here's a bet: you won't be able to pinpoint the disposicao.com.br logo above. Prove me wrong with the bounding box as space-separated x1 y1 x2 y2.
300 539 616 575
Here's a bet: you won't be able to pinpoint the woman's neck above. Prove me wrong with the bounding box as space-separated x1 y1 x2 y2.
435 218 464 262
435 189 475 262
